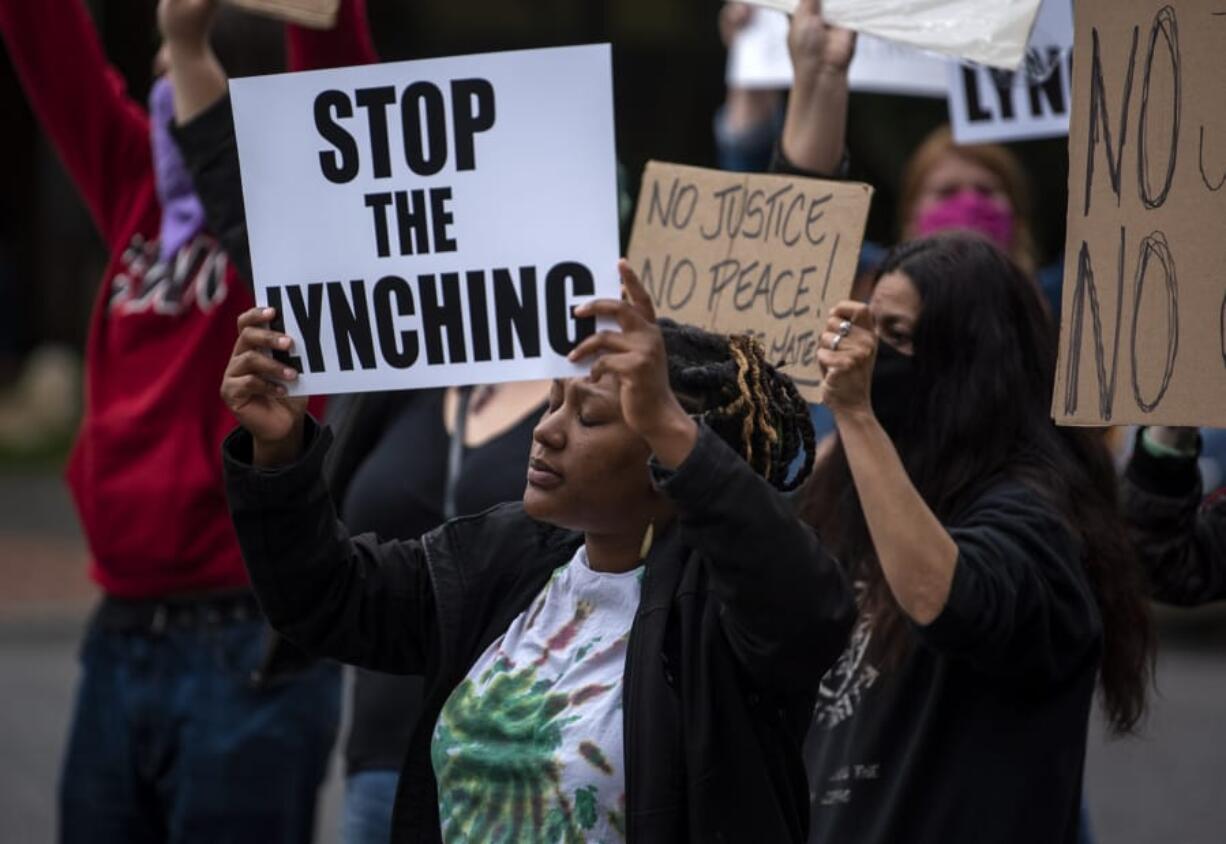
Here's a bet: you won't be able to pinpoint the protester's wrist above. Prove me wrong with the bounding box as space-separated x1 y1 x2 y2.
644 406 699 471
165 37 213 64
252 421 305 468
830 402 877 432
790 65 850 99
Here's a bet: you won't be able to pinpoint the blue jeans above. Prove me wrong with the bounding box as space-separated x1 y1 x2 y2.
59 615 341 844
342 769 400 844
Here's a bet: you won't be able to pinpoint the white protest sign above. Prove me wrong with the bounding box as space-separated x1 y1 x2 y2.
743 0 1044 70
849 34 948 98
230 45 620 396
727 6 947 97
946 0 1074 144
727 8 793 89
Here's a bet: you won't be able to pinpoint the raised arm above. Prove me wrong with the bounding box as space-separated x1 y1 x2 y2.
778 0 855 176
818 302 1100 681
220 306 434 670
653 426 856 695
162 0 377 289
0 0 152 244
569 262 855 695
1123 428 1226 607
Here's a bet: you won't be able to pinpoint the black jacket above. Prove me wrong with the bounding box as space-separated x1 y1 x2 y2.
224 417 855 843
1122 429 1226 606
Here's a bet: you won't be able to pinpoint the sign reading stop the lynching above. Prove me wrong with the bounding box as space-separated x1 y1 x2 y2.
1055 0 1226 426
229 45 620 396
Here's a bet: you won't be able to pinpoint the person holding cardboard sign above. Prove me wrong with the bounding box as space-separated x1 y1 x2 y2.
796 233 1153 844
218 261 855 843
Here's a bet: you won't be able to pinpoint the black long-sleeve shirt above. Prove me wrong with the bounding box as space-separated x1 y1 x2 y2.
223 418 855 842
805 480 1102 844
1122 430 1226 606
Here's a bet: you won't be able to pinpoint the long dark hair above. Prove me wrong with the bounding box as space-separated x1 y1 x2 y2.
800 233 1152 734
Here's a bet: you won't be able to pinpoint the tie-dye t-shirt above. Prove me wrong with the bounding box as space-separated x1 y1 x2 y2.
431 546 642 843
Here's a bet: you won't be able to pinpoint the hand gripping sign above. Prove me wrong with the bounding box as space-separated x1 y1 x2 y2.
627 162 872 404
230 45 621 396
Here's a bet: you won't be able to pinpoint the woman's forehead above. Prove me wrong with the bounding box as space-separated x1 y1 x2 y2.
871 272 922 320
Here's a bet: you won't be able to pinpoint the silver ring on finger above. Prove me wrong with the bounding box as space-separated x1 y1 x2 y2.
830 333 843 351
837 319 852 337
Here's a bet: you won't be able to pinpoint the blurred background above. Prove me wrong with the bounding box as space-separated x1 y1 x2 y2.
0 1 1220 842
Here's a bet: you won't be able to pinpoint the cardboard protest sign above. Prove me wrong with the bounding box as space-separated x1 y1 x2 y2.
627 162 872 403
230 45 620 396
727 7 947 97
741 0 1044 70
226 0 339 29
1055 0 1226 426
947 0 1074 144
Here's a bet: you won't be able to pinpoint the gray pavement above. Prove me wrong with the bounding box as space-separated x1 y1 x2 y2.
1 472 1224 843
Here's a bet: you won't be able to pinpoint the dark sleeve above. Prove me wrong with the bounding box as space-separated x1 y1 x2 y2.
223 417 436 674
1122 430 1226 606
914 484 1101 684
768 141 851 180
171 95 253 289
652 424 855 696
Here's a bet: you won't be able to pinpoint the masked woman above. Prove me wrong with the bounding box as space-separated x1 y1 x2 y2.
800 233 1152 843
218 262 855 843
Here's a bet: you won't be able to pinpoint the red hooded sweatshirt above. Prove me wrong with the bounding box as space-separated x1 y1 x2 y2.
0 0 377 598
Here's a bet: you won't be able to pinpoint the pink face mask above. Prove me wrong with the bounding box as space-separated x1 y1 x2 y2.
914 190 1015 252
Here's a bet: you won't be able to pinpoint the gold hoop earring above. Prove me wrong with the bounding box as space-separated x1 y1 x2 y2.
638 520 655 561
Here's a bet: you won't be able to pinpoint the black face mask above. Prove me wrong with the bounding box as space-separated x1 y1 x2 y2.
870 341 918 440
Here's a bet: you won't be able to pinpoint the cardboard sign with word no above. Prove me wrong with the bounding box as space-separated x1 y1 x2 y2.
627 162 872 403
226 0 339 29
1055 0 1226 426
230 45 620 396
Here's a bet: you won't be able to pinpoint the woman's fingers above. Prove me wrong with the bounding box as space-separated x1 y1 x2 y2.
573 297 650 332
229 348 299 383
238 325 293 354
225 373 287 403
830 300 874 331
237 306 277 331
567 329 635 363
588 350 647 384
618 259 657 323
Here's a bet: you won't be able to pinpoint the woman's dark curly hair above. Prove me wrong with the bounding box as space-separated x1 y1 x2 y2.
659 319 815 492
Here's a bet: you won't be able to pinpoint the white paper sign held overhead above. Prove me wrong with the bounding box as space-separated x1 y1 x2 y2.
230 45 621 396
741 0 1045 70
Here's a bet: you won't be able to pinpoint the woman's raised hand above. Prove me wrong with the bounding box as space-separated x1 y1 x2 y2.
817 301 877 419
568 260 698 469
788 0 857 80
220 307 308 464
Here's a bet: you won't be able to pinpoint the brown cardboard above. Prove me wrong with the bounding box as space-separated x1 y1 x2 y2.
1055 0 1226 426
225 0 339 29
627 161 872 403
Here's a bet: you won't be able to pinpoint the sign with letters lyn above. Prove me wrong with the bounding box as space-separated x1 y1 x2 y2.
947 0 1075 144
230 45 620 396
1055 0 1226 426
627 162 872 403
